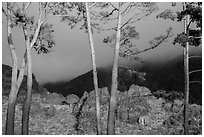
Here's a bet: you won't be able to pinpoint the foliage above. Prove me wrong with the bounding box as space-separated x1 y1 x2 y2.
32 23 55 54
3 2 55 54
157 2 202 47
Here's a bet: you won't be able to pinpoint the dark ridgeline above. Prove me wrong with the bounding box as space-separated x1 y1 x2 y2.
2 64 39 96
42 52 201 105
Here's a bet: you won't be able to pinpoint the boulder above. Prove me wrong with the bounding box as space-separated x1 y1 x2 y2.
75 85 170 134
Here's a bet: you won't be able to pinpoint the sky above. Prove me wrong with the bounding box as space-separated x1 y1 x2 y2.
2 2 202 84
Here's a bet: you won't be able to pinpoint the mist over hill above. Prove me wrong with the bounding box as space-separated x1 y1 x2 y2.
42 53 202 104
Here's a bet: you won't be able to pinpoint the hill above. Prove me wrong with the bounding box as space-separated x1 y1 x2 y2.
2 64 39 96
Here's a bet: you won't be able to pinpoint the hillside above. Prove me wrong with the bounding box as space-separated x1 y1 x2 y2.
2 64 39 96
43 67 146 98
141 55 202 104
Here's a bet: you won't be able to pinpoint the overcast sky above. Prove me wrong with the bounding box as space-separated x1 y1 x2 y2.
2 2 202 84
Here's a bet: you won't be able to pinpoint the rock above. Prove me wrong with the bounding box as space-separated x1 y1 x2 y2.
163 102 173 112
173 99 183 108
66 94 80 105
76 84 171 134
2 90 77 135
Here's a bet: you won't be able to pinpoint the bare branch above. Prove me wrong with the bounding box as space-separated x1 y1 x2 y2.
118 66 146 76
120 12 140 29
24 2 31 10
120 30 174 57
30 4 45 47
189 81 202 84
91 23 117 31
188 36 202 39
2 7 7 16
189 56 202 59
120 37 130 45
15 2 21 9
89 2 97 9
187 18 193 30
189 69 202 75
109 2 119 10
101 8 118 21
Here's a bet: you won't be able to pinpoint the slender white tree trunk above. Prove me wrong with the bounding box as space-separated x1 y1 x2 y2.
22 31 32 134
5 2 18 135
107 2 121 135
183 2 190 135
85 2 102 135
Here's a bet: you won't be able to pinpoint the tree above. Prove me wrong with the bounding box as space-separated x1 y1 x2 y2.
5 3 18 135
47 2 173 134
85 2 102 135
107 3 121 135
157 2 202 135
3 2 55 134
47 2 103 134
100 3 172 134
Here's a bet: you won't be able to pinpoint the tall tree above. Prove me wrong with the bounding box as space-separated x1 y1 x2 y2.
157 2 202 135
85 2 102 135
47 2 172 134
47 2 104 134
3 2 55 134
183 3 190 134
107 2 121 135
5 2 18 135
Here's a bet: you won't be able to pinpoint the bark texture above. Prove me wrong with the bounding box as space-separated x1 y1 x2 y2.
85 2 102 135
5 3 18 135
107 2 121 135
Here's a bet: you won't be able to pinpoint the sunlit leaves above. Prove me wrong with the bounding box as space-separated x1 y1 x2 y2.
4 5 35 30
188 29 202 47
173 33 188 47
32 23 55 54
157 2 202 47
173 3 202 47
156 9 177 21
177 3 202 27
149 27 173 47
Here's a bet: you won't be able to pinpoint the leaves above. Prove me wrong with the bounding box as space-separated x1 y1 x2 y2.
158 2 202 47
32 23 55 54
173 33 188 47
156 9 177 21
177 3 202 28
173 29 201 47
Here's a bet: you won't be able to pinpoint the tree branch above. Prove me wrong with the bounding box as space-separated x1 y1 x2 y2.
189 69 202 75
187 18 193 31
15 2 21 9
120 37 130 45
30 5 45 48
120 30 173 57
189 81 202 84
118 66 146 76
91 23 117 31
109 2 119 11
189 56 202 59
24 2 31 11
89 2 97 9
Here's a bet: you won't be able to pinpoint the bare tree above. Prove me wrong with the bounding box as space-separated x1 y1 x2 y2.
107 2 121 135
3 2 55 134
85 2 102 135
157 2 202 134
5 2 18 135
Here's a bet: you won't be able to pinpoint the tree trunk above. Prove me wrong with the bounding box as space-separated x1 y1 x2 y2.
107 2 121 135
85 2 102 135
5 3 18 135
183 2 190 135
22 29 32 135
16 52 27 92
